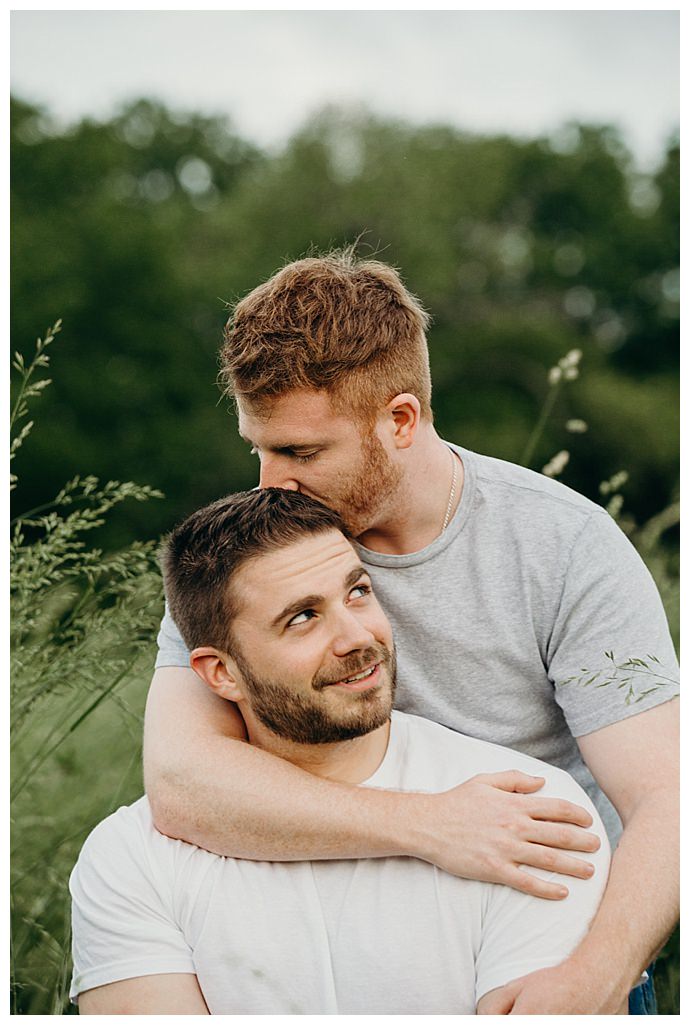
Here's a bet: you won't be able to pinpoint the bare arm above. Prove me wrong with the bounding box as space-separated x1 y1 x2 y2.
476 698 679 1014
477 979 628 1015
78 973 209 1015
144 667 599 898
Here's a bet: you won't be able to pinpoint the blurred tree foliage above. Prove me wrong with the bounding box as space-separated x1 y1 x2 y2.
11 97 678 547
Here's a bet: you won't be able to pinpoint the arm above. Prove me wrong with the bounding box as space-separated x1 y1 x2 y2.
70 803 204 1013
472 769 616 1015
477 698 679 1014
483 509 681 1013
79 974 208 1015
145 667 600 898
477 980 627 1016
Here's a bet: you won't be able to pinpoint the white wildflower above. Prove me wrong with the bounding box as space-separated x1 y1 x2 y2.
607 494 624 519
542 450 570 478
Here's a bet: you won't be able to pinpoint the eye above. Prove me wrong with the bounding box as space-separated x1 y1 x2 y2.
348 583 371 600
294 451 319 464
287 608 317 628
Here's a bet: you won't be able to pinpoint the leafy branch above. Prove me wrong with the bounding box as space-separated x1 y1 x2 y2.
557 651 678 706
10 320 61 489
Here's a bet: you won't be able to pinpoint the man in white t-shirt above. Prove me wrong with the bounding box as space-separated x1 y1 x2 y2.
70 488 616 1014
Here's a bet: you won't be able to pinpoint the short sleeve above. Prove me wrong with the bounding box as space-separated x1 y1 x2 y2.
69 804 195 1002
155 603 191 669
475 774 611 1003
548 510 679 736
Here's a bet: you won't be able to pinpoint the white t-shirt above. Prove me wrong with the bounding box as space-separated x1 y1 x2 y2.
70 711 610 1014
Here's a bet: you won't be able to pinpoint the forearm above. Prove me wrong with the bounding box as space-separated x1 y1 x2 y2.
149 732 423 860
145 668 421 859
145 670 600 888
563 785 679 1004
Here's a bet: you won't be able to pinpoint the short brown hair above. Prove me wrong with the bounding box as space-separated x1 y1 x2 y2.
160 489 350 654
220 248 432 421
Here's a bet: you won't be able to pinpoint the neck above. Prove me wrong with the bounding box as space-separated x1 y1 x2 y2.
357 426 464 556
243 715 391 784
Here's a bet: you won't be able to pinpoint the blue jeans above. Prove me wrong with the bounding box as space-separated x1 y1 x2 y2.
628 963 657 1015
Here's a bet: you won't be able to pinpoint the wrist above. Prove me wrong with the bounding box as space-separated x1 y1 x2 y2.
385 790 440 862
564 939 642 1007
359 787 438 860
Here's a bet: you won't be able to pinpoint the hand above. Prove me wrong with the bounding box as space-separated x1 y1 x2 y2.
416 771 600 898
477 961 627 1015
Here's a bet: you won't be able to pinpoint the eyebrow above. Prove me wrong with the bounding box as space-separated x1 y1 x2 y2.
271 565 369 627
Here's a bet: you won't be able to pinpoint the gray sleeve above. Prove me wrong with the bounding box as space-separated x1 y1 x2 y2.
548 510 679 737
155 603 191 669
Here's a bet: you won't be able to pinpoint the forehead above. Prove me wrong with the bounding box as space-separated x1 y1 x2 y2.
237 389 357 445
233 530 362 623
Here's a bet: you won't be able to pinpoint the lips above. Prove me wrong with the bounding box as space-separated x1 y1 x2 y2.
314 644 393 692
328 662 382 691
340 661 378 683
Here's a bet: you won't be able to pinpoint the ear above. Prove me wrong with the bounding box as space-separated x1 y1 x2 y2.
384 393 421 450
190 647 244 703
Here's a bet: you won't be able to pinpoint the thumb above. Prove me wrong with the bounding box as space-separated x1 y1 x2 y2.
473 770 546 794
478 982 519 1014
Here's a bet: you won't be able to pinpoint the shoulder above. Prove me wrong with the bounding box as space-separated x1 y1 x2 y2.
392 712 602 820
463 448 598 517
398 715 612 890
70 799 201 1003
457 446 637 574
458 446 607 547
75 797 161 861
70 797 191 901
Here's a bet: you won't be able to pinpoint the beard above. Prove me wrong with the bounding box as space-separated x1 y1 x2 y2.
233 643 396 745
329 428 403 538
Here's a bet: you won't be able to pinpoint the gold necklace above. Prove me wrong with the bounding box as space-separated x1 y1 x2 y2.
442 448 458 532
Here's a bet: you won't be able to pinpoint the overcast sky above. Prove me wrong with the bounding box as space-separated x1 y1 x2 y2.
11 10 679 170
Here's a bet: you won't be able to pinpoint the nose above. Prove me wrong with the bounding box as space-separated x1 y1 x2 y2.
331 609 377 658
258 455 300 491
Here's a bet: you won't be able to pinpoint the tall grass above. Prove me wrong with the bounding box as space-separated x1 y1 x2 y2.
10 326 164 1013
9 331 679 1013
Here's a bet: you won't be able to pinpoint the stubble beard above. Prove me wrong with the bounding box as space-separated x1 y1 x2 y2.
234 643 397 745
334 428 404 538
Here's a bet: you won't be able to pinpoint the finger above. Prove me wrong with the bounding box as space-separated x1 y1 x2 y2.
528 821 601 853
474 770 546 793
526 796 594 828
498 864 570 900
478 984 518 1014
517 844 596 880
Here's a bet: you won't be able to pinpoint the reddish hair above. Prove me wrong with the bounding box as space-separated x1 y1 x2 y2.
219 248 432 421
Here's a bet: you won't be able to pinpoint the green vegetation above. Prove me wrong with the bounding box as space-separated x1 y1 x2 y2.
11 328 164 1014
10 96 678 1014
11 97 679 543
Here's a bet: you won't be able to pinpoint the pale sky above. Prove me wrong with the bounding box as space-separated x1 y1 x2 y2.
10 10 679 169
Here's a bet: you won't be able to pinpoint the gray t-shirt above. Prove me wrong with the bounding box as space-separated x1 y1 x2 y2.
156 445 679 844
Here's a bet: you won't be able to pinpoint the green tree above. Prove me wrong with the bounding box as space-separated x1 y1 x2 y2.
11 98 678 539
